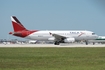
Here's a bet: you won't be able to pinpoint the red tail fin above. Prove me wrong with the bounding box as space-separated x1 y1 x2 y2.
11 16 28 32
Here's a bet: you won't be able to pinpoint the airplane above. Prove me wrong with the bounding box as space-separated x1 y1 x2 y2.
9 16 98 45
88 36 105 44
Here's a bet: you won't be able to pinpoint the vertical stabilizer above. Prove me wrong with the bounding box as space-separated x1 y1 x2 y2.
11 16 27 32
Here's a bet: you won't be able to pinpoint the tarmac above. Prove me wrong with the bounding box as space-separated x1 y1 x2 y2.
0 43 105 47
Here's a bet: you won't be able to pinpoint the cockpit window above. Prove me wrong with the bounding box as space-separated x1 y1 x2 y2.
92 33 95 35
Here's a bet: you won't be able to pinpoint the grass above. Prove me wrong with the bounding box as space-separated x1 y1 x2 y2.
0 47 105 70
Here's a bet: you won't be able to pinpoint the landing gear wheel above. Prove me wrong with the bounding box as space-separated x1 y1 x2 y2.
54 41 60 45
85 41 88 45
93 42 95 45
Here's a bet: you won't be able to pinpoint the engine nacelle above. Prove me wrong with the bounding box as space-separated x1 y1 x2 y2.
64 38 75 43
48 37 55 41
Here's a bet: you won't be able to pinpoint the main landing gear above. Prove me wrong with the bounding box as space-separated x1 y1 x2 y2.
54 41 60 45
54 40 89 45
85 40 88 45
93 42 95 45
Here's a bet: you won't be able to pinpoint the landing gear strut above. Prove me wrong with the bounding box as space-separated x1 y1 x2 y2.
93 42 95 45
85 41 88 45
54 41 60 45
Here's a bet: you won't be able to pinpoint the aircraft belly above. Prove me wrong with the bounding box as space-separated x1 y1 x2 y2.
34 37 49 41
25 35 50 41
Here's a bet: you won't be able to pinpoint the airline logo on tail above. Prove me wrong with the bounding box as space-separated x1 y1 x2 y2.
11 16 28 32
9 16 38 37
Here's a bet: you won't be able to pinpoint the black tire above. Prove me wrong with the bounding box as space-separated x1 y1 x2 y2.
54 41 60 45
85 41 88 45
93 42 95 45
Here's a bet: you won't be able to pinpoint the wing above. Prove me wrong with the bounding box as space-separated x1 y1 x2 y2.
49 32 67 41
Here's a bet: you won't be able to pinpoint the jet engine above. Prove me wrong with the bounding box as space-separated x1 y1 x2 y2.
64 38 75 43
48 37 55 41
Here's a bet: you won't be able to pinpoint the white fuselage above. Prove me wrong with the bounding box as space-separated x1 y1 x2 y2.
25 30 98 41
